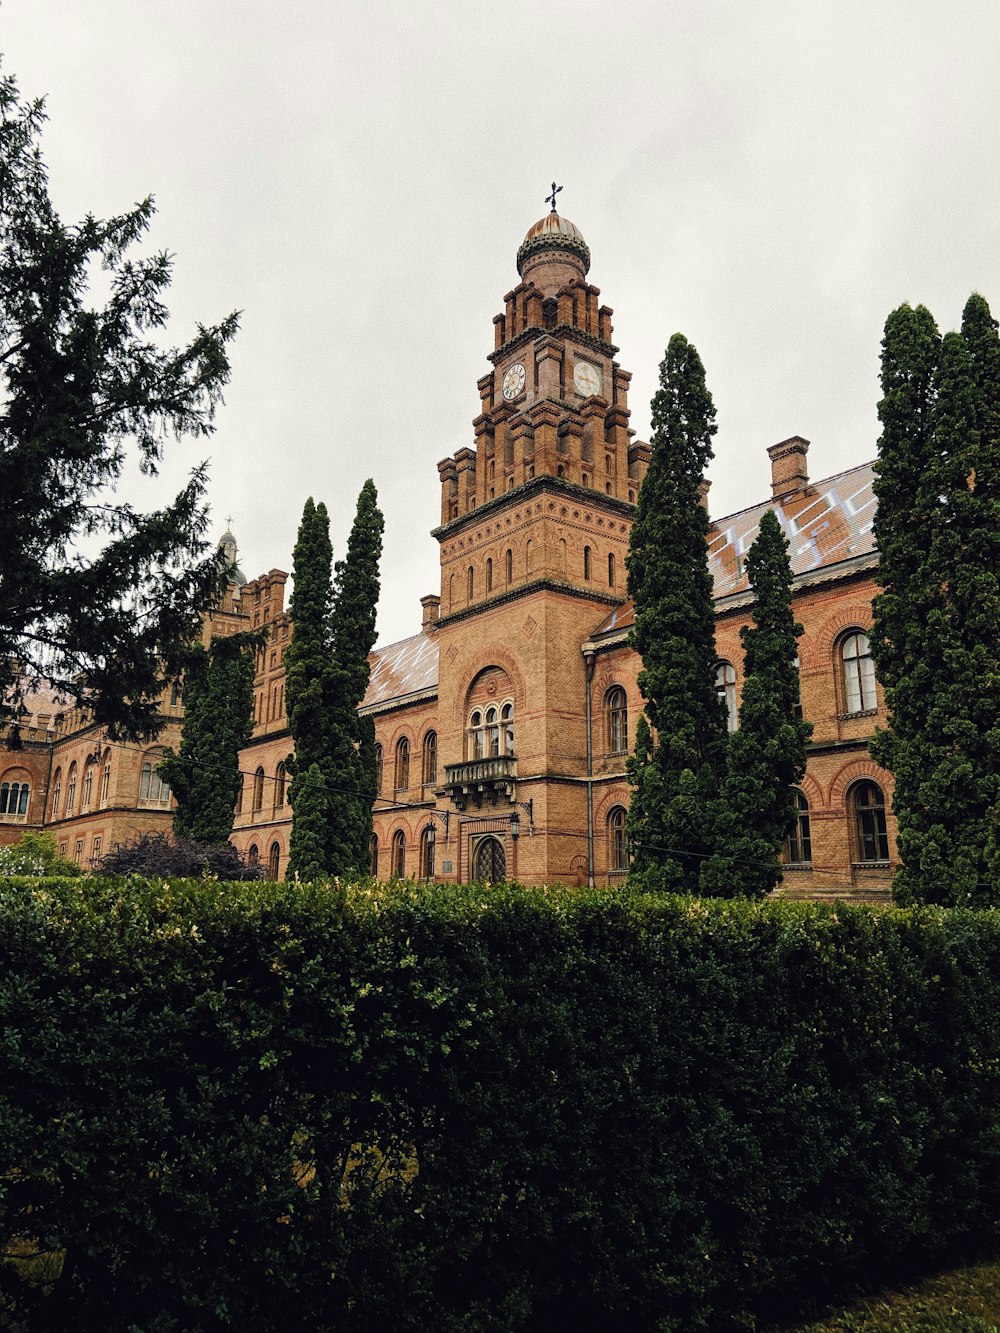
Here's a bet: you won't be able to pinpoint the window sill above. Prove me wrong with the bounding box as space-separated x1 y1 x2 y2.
838 708 878 721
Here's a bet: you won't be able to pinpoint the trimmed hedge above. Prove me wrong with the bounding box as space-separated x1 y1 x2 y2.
2 877 1000 1330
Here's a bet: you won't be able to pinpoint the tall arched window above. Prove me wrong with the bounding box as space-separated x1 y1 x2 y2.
51 768 62 819
374 744 383 795
0 778 30 819
81 764 94 811
420 824 436 880
253 765 265 812
608 552 616 586
583 545 592 581
784 790 812 864
395 738 410 792
501 702 515 755
716 662 737 732
274 761 286 809
66 763 78 814
369 834 379 877
505 548 513 585
139 755 170 805
486 706 501 757
100 753 111 806
423 731 437 786
248 843 259 867
606 686 628 754
392 829 406 878
467 565 474 601
486 557 493 592
607 805 628 873
841 632 876 714
469 709 485 760
851 781 889 863
268 841 281 880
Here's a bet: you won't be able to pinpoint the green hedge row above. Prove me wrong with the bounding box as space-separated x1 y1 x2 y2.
2 877 1000 1330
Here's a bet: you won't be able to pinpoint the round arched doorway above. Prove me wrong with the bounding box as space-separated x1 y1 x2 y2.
473 835 506 882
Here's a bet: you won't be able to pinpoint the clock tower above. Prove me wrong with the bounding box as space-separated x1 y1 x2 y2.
431 210 651 883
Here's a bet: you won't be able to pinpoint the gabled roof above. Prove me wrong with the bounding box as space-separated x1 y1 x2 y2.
363 630 439 712
590 459 877 638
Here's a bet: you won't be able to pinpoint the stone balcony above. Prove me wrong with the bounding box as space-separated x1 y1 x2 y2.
440 755 517 811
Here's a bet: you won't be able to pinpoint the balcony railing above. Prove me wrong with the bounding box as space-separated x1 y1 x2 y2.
441 755 516 810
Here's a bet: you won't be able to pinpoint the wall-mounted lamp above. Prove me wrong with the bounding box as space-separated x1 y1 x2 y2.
509 799 533 841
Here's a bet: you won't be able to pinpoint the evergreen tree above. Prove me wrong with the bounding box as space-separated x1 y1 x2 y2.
159 634 256 846
700 509 811 897
870 297 1000 904
0 68 238 741
288 764 329 882
626 333 727 889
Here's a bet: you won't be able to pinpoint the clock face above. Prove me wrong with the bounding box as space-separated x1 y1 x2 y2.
502 362 526 401
574 360 602 397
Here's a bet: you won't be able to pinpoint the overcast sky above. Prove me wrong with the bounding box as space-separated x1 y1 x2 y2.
5 1 1000 647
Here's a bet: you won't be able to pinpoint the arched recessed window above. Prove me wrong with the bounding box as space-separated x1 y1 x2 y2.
785 790 812 865
716 662 737 732
628 488 635 503
274 761 286 809
369 834 379 877
0 779 30 819
66 762 78 814
505 548 513 585
395 738 410 792
268 841 281 880
486 706 501 757
469 709 485 760
606 686 628 754
841 632 876 714
423 731 437 786
81 763 94 811
851 781 889 864
792 655 803 721
420 824 436 880
467 565 474 601
235 774 244 813
557 464 565 478
607 805 628 873
486 557 493 592
608 552 616 587
605 452 612 473
392 829 406 879
170 680 181 706
374 744 383 795
100 754 111 807
606 482 612 494
501 701 515 755
583 546 592 581
253 765 265 812
582 472 590 487
248 843 259 867
51 768 62 819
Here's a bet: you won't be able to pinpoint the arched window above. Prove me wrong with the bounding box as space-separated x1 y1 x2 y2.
716 662 737 731
473 835 506 881
51 769 62 819
469 709 485 761
557 464 565 478
606 686 628 754
253 765 265 812
583 545 592 581
392 829 406 878
505 548 513 585
485 706 500 757
268 841 281 880
608 552 616 586
467 565 474 601
423 731 437 786
0 779 30 819
607 805 628 873
66 763 78 814
501 702 515 755
420 824 436 880
792 655 803 721
374 744 383 795
395 738 410 792
851 781 889 863
100 754 111 806
841 632 876 714
785 790 812 864
81 764 94 811
486 557 493 592
248 843 259 867
628 488 635 503
369 834 379 877
235 773 244 814
274 761 286 809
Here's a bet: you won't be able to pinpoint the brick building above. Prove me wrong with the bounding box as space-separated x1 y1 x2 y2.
1 211 896 897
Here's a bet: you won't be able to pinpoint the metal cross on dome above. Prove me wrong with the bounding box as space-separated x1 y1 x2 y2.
545 181 562 213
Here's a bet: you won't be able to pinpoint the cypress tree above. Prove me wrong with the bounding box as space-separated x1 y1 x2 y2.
289 763 329 882
159 635 256 846
700 509 811 897
626 333 727 889
871 298 1000 904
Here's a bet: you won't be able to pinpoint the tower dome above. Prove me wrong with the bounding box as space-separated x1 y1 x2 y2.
516 213 591 278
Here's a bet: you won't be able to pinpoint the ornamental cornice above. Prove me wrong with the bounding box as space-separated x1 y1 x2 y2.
432 474 636 542
488 325 618 366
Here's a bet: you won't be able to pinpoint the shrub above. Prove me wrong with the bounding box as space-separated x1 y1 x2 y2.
94 831 264 880
0 830 82 876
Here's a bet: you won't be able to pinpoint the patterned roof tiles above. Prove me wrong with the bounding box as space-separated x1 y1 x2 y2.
363 630 439 710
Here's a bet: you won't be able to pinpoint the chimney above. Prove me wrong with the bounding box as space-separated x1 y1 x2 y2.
767 436 810 499
420 594 441 631
698 478 711 511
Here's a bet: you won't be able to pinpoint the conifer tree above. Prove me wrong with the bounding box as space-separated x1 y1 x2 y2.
700 509 811 897
626 333 727 889
159 635 256 846
289 763 329 882
871 297 1000 904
